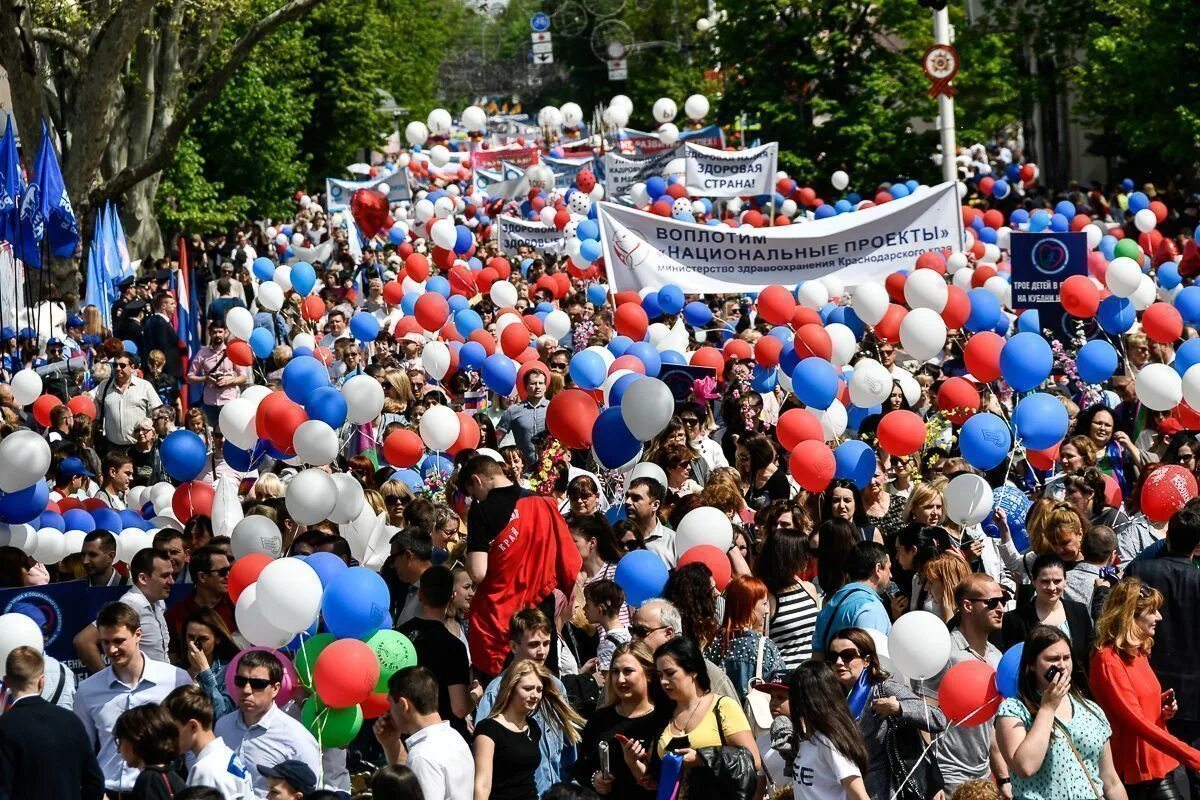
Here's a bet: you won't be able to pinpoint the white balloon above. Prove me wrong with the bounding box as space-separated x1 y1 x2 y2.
422 340 451 381
658 123 679 146
63 529 85 555
796 280 829 310
946 251 969 274
696 16 712 32
684 94 710 121
538 105 564 129
231 514 284 559
151 514 183 532
31 528 67 565
258 281 285 312
544 310 571 340
429 145 450 168
1134 208 1158 233
1135 363 1183 411
235 585 294 648
256 556 323 633
903 269 949 312
852 282 890 326
290 333 316 352
342 374 384 424
983 275 1012 309
219 397 259 451
0 612 44 670
952 266 975 290
10 369 41 406
329 472 366 525
461 105 487 132
427 108 452 136
625 462 668 494
490 280 518 307
848 359 893 408
816 401 847 440
273 265 292 292
149 481 176 515
293 419 339 466
430 219 457 250
115 529 150 564
0 431 50 492
127 486 147 510
652 98 677 123
899 308 948 362
611 94 633 115
0 523 36 554
285 468 338 525
1184 365 1200 411
1131 274 1157 311
944 473 995 526
621 378 674 441
1106 256 1143 298
894 369 921 407
825 323 857 367
1084 224 1104 251
887 610 951 680
405 121 429 147
420 405 461 451
560 102 584 127
225 307 254 341
819 274 845 304
675 506 733 555
831 170 850 191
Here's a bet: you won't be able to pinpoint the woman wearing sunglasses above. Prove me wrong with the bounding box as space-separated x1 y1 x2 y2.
183 606 239 718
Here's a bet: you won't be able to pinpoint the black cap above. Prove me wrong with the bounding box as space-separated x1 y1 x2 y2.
117 276 135 289
125 299 147 313
258 761 317 794
155 269 172 283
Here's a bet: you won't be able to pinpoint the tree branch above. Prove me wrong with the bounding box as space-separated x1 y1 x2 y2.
94 0 327 203
31 27 84 60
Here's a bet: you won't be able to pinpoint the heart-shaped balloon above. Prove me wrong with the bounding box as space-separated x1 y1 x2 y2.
350 189 389 235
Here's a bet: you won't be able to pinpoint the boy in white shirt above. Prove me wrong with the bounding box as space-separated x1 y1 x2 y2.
164 685 254 799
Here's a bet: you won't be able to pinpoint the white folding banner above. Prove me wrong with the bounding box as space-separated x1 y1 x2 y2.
598 182 964 293
603 144 683 201
325 173 412 211
497 215 566 256
684 141 778 197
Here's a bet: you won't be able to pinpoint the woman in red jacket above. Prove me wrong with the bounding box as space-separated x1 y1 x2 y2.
1091 578 1200 799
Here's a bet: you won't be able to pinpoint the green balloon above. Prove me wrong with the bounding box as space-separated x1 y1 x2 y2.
301 697 363 748
294 633 336 690
366 629 417 693
1113 238 1143 261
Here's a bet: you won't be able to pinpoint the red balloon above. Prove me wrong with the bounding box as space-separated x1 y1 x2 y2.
885 272 907 304
873 304 906 344
81 497 107 511
983 209 1005 230
614 303 649 340
1150 200 1168 223
915 251 947 274
963 332 1005 383
650 199 673 217
677 545 733 592
66 395 96 420
789 441 836 492
475 267 499 295
383 429 425 468
488 257 512 280
794 324 832 361
756 285 796 326
938 661 1001 726
609 355 647 376
777 408 824 451
382 281 404 306
227 552 272 604
1027 443 1060 471
690 346 724 380
404 253 430 282
469 329 497 355
448 266 478 298
1140 465 1196 522
723 339 753 361
264 397 307 451
226 340 254 367
301 295 325 321
876 410 926 457
1060 275 1100 319
500 323 531 359
1143 302 1183 344
547 389 600 450
521 313 543 336
577 170 597 193
32 394 63 427
941 286 970 330
1103 474 1123 510
937 377 981 425
314 639 380 709
448 411 481 455
360 692 390 720
754 336 783 368
414 293 450 331
971 264 997 289
614 291 642 306
792 306 822 329
742 210 764 228
172 481 215 523
350 188 390 236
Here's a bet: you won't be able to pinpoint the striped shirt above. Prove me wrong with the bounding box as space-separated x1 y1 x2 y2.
769 584 821 668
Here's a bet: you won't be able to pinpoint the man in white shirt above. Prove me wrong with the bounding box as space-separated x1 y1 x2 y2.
165 684 254 799
215 650 321 799
625 476 676 567
90 352 162 447
73 602 192 795
73 546 174 672
320 308 351 350
374 666 473 800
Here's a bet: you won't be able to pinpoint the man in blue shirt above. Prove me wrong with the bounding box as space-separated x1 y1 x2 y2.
812 541 893 657
497 369 549 469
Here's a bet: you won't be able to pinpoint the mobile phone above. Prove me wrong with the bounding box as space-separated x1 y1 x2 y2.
884 582 902 599
1044 666 1064 684
599 741 611 777
1163 688 1176 707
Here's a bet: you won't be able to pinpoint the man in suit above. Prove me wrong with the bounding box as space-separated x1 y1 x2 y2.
142 290 183 378
0 646 104 800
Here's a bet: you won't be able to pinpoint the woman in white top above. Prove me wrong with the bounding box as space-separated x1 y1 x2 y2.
788 661 870 800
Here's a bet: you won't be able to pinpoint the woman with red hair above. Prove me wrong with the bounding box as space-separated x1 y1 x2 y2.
703 574 786 703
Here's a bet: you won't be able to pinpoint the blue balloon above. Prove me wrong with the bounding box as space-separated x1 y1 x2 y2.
660 349 686 366
62 507 97 533
350 312 380 342
1097 295 1135 334
814 204 837 220
282 355 330 404
751 365 777 393
321 566 391 639
249 327 275 360
426 276 451 297
1055 200 1077 218
847 669 872 719
587 284 608 307
223 440 266 473
91 507 123 534
959 413 1013 471
996 643 1023 698
965 289 1002 333
626 342 662 378
0 480 49 524
1158 261 1182 291
393 469 424 492
300 552 347 593
454 225 473 254
1049 213 1069 233
305 385 348 428
609 336 633 357
846 403 880 433
122 340 138 357
481 354 517 395
459 340 487 369
609 372 643 407
592 407 641 469
569 350 607 390
999 333 1053 392
291 261 317 296
658 285 685 315
421 454 453 479
1010 209 1030 227
992 179 1011 199
791 357 839 410
455 309 483 336
448 294 469 313
1099 235 1117 261
1077 340 1118 384
641 291 662 320
580 239 602 263
1028 209 1051 233
890 183 910 199
252 257 275 282
577 219 600 241
39 510 65 531
827 306 865 339
1011 393 1069 450
1121 178 1135 193
684 301 713 327
161 429 208 482
834 441 875 489
992 485 1031 551
834 199 853 214
400 292 419 316
118 509 144 530
614 549 669 607
388 225 407 246
979 227 998 245
1128 191 1149 213
646 176 667 200
1175 286 1200 326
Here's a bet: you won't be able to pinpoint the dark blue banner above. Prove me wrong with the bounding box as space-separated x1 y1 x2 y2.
1009 231 1088 336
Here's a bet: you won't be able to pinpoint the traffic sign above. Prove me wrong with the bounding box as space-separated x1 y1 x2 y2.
534 51 554 64
531 12 550 32
531 31 551 43
608 68 628 81
532 41 553 54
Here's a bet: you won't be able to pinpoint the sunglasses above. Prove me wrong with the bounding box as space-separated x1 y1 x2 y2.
233 675 275 691
620 538 642 551
966 596 1006 609
204 566 232 577
115 362 132 369
831 649 863 665
629 624 670 639
680 418 700 427
549 361 569 370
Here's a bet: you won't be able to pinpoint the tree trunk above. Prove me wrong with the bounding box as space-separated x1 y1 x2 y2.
123 177 165 261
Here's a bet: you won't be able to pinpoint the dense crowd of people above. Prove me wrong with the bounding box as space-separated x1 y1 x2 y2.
1 141 1200 800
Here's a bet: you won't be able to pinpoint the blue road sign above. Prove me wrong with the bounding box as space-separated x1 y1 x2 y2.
531 12 550 32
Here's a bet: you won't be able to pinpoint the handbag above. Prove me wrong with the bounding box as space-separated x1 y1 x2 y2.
683 698 758 800
744 631 773 734
883 713 945 800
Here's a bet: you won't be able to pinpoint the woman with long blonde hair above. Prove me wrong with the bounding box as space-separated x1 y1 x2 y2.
1091 579 1200 796
473 659 583 800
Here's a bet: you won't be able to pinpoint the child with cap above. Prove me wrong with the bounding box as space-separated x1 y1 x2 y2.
51 456 94 502
258 760 317 799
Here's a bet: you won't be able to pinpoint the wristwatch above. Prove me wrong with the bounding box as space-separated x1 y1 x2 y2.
997 777 1012 786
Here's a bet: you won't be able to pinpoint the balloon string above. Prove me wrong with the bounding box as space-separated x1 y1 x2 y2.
887 693 995 800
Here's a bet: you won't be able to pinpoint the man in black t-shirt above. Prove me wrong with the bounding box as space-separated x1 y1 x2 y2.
397 565 477 740
459 454 532 585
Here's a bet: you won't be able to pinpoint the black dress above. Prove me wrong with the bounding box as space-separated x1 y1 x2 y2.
572 705 666 800
475 716 542 800
130 764 186 799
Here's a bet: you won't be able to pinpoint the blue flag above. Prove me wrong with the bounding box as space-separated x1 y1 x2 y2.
83 236 112 331
34 123 77 259
0 116 23 246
